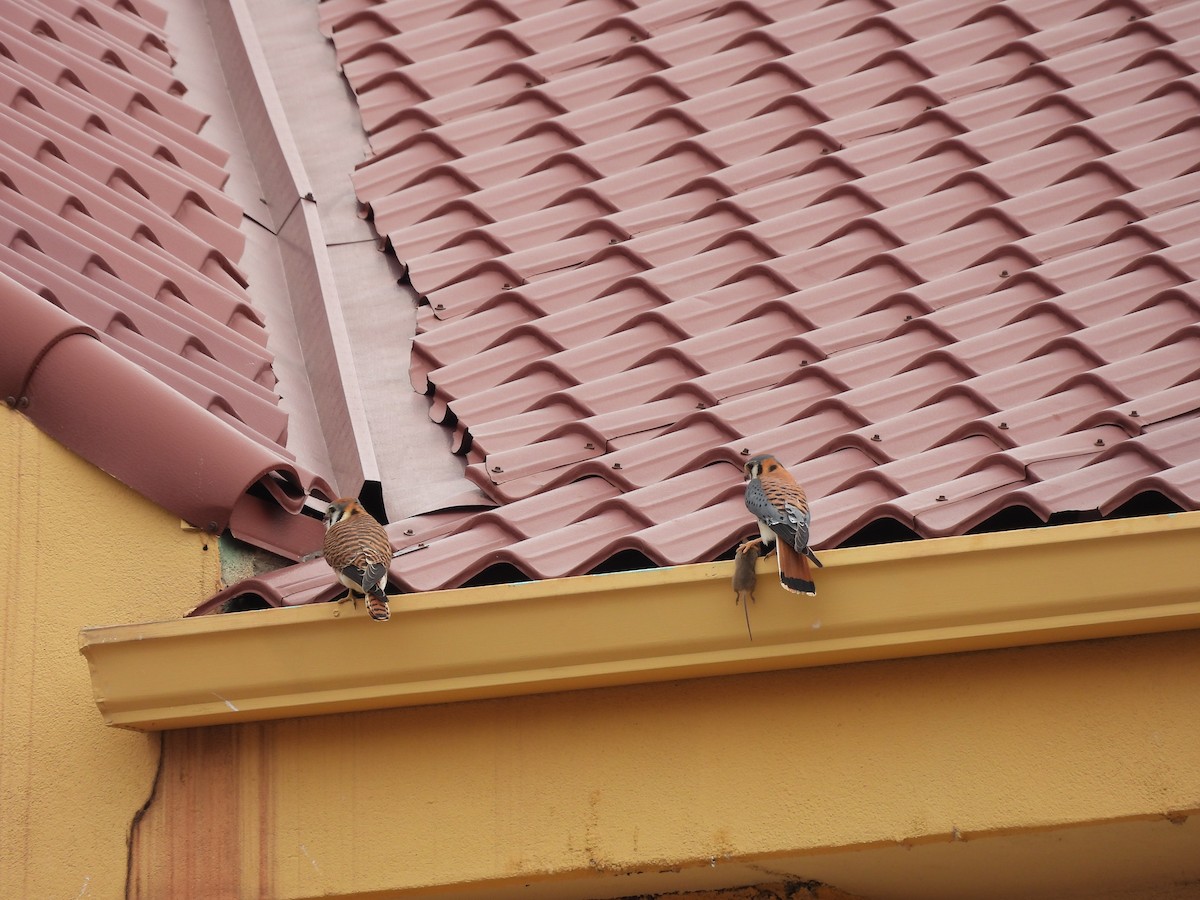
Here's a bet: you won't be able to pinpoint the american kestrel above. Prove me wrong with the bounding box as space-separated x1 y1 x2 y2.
741 453 823 595
323 498 393 621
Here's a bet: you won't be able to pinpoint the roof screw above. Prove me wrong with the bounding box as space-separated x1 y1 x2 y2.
403 528 414 535
612 462 623 469
800 360 808 366
871 433 882 442
609 238 619 244
207 521 218 532
1094 439 1105 447
584 442 595 450
502 283 512 290
491 465 503 473
696 402 706 409
1130 410 1139 417
936 495 947 502
999 270 1009 278
4 396 14 408
740 448 751 456
904 315 912 321
434 303 445 310
999 422 1008 430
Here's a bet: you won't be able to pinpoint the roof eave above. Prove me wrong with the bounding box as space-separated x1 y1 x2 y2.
80 511 1200 731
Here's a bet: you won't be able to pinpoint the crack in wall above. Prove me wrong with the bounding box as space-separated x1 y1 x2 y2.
124 733 164 900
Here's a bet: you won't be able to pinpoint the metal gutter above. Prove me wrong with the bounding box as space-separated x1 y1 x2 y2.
81 512 1200 731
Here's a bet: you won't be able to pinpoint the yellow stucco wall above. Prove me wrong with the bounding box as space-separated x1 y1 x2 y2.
130 627 1200 899
0 411 219 899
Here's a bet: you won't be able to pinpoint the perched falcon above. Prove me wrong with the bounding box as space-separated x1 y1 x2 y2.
741 453 823 595
323 498 393 621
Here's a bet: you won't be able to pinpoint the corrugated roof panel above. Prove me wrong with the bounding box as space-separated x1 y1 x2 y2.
1 1 180 93
0 0 335 545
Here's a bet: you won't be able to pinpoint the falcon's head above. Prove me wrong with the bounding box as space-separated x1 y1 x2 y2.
743 453 783 482
323 498 368 530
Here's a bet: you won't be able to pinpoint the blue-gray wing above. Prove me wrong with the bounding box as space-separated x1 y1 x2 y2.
342 562 387 592
745 479 779 526
745 479 811 551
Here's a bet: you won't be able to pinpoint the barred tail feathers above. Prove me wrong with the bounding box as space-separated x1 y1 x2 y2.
355 562 390 621
778 543 816 595
365 586 390 621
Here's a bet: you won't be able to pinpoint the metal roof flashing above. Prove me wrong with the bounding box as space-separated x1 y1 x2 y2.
80 511 1200 731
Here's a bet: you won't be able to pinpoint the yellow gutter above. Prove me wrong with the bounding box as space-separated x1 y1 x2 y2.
80 512 1200 731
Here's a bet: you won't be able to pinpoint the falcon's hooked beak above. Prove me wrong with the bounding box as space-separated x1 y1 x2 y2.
323 502 344 529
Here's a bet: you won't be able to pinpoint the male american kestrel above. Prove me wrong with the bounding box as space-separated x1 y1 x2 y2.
323 498 393 621
741 453 823 595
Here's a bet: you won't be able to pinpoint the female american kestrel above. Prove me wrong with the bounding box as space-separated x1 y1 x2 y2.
323 498 393 621
741 453 823 595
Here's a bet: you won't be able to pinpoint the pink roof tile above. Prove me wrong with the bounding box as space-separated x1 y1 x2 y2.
298 0 1200 597
0 0 334 554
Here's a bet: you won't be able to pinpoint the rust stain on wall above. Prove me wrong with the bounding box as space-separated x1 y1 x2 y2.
128 725 272 899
